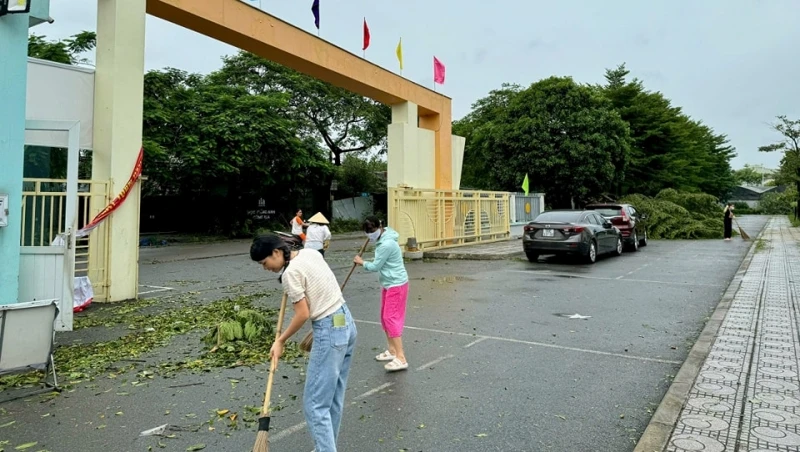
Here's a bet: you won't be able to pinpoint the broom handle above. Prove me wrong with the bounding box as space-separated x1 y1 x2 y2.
263 292 289 415
340 238 371 291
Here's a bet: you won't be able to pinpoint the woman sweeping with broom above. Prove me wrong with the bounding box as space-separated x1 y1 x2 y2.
723 203 735 241
250 234 357 452
354 216 410 372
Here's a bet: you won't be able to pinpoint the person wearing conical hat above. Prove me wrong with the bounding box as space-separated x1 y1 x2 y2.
305 212 332 257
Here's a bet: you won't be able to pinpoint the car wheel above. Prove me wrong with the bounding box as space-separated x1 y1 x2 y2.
584 241 597 264
631 231 639 251
639 229 648 247
526 251 539 263
613 237 623 256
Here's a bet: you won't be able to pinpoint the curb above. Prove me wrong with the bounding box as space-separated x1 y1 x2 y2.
633 227 767 452
422 251 524 261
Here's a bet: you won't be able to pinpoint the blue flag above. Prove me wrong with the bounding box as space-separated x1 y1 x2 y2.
311 0 320 29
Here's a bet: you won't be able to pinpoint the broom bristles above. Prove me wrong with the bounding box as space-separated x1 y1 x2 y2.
253 414 271 452
253 430 269 452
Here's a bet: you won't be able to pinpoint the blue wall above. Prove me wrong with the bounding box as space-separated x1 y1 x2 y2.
0 14 30 305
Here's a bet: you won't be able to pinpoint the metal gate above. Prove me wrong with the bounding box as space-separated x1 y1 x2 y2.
21 178 110 302
388 188 511 251
510 192 545 223
18 120 80 331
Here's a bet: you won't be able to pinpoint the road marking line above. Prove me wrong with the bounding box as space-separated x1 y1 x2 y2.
271 421 307 442
354 382 394 400
138 285 174 295
357 320 681 365
416 354 455 371
273 382 395 442
464 337 488 348
510 270 724 287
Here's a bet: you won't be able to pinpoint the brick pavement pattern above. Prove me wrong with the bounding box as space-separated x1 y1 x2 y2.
668 217 800 451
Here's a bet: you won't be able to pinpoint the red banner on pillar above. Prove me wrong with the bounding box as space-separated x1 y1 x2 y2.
76 147 144 238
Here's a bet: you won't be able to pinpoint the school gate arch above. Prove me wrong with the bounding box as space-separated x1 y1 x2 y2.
95 0 507 301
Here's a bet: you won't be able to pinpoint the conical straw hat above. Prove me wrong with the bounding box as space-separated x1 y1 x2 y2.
308 212 329 224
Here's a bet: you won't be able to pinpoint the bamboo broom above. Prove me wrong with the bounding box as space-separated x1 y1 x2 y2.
735 219 751 241
253 291 288 452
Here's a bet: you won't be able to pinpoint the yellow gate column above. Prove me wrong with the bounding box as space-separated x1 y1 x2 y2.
387 102 435 246
92 0 146 301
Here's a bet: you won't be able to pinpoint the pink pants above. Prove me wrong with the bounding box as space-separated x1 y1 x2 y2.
380 282 409 338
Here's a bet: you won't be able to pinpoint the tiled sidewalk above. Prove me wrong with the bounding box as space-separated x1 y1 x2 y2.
668 217 800 451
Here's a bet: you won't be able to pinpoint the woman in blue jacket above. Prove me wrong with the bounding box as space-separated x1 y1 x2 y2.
354 216 410 372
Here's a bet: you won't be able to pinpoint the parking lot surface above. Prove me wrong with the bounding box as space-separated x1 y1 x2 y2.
0 216 769 451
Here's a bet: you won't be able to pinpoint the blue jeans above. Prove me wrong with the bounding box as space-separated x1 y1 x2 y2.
305 304 357 452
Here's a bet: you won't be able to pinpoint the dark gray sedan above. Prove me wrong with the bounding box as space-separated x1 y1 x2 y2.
522 210 623 264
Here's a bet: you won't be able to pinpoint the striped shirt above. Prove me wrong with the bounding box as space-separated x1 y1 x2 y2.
281 249 343 320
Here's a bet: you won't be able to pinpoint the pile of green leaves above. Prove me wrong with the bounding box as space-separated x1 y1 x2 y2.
620 189 726 239
204 308 272 349
0 292 303 391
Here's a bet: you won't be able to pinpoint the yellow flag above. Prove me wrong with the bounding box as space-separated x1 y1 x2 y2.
396 38 404 71
521 173 529 195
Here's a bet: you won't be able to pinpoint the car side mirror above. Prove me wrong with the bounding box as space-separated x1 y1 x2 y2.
603 221 612 228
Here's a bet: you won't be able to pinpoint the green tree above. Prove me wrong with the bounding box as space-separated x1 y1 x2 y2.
141 68 333 235
601 64 735 198
453 83 522 189
334 154 387 199
467 76 632 208
28 31 96 65
210 51 391 166
758 186 798 215
759 116 800 189
732 164 766 186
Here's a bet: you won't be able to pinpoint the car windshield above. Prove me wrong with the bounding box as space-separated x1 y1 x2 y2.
587 206 622 217
534 211 582 223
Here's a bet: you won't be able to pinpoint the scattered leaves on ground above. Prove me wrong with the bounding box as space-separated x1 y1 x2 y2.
0 290 304 392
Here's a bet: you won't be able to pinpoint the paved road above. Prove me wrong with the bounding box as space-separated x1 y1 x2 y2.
0 216 770 452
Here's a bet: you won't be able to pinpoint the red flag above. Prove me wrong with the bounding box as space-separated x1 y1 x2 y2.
362 18 370 51
76 147 144 238
433 56 445 85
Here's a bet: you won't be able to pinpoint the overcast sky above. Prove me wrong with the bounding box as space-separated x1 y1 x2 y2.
39 0 800 169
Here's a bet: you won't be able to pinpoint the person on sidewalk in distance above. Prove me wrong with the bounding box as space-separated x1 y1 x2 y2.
251 234 357 452
304 212 332 258
353 216 410 372
723 203 735 241
291 208 309 242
